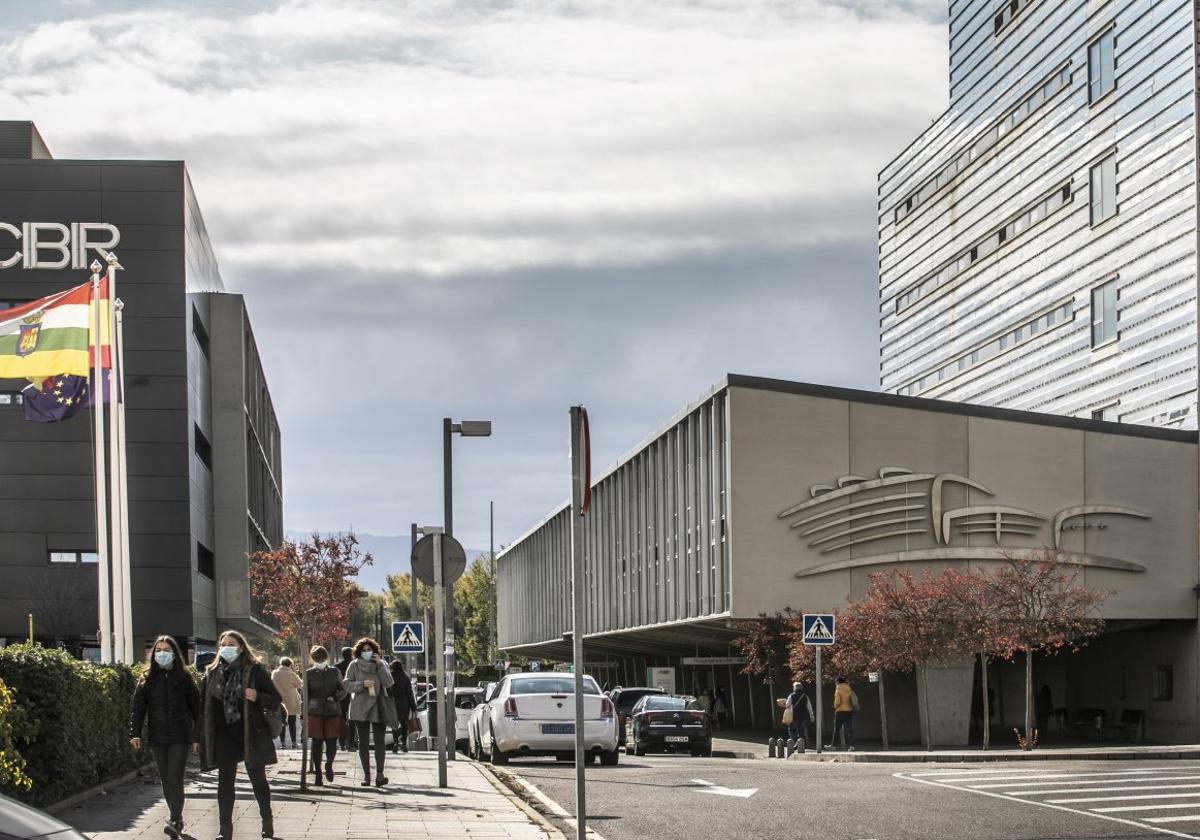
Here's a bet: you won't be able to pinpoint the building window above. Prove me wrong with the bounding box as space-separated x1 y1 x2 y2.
197 542 215 580
1091 279 1118 347
1091 404 1119 422
192 305 210 359
49 550 98 564
1088 28 1116 103
1090 153 1117 225
194 424 213 470
1153 665 1174 701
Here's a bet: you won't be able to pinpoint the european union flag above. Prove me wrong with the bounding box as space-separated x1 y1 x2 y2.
22 374 94 423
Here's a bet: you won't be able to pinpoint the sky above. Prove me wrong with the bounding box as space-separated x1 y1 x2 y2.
0 0 948 551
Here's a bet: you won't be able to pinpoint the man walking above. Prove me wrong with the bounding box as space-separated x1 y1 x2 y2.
784 681 812 751
826 676 857 752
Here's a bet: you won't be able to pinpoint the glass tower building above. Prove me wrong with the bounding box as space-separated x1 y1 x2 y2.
878 0 1197 428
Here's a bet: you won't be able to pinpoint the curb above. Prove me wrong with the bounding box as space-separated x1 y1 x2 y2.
482 763 609 840
45 761 156 816
475 762 569 839
711 749 759 759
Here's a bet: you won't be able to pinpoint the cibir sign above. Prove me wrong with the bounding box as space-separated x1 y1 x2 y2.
0 222 121 269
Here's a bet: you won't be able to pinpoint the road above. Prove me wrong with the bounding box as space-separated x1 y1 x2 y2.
496 755 1200 840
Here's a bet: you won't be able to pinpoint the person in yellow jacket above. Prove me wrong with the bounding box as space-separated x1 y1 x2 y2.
825 676 858 751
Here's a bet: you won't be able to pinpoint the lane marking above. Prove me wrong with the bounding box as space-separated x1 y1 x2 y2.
957 770 1189 787
896 771 1200 840
1000 776 1200 793
1011 782 1200 797
1150 817 1200 824
1050 792 1200 804
691 778 758 799
1095 804 1200 814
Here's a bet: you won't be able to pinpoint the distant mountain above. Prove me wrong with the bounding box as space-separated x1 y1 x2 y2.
283 531 484 595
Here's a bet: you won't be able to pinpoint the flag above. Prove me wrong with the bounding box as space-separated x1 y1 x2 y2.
21 374 101 423
0 277 110 379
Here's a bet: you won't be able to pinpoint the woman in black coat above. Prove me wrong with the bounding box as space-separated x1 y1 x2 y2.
199 630 282 840
129 635 199 838
389 659 418 753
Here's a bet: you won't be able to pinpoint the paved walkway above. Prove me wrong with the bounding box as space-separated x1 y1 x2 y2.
60 746 558 839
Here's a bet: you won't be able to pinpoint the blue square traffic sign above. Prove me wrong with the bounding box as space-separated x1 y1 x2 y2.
391 621 425 654
802 614 836 645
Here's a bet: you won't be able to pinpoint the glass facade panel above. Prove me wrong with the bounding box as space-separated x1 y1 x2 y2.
1091 280 1118 346
1090 154 1117 224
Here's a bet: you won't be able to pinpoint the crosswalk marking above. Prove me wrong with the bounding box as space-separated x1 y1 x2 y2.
897 765 1200 840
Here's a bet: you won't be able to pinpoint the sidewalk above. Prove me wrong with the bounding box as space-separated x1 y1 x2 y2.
59 746 559 839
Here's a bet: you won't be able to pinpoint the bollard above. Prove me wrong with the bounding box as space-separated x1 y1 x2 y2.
785 738 795 757
767 738 776 758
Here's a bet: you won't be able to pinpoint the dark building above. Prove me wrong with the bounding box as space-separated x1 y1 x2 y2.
0 121 282 657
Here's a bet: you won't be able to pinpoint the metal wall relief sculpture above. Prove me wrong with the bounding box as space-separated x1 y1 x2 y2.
778 467 1151 578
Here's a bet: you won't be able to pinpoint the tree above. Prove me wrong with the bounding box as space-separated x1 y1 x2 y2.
385 573 433 624
348 590 389 645
453 555 497 673
735 609 802 685
248 533 372 791
825 603 910 751
989 549 1107 747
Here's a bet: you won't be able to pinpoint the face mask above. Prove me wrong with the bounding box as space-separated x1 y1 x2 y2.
360 650 374 662
218 645 239 663
154 651 175 669
313 660 328 669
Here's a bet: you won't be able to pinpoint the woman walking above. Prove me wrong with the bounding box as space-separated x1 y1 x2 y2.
200 630 282 840
344 637 396 786
305 645 346 786
388 658 418 753
271 657 303 749
129 635 199 838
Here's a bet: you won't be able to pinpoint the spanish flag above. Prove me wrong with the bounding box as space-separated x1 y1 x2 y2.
0 278 110 379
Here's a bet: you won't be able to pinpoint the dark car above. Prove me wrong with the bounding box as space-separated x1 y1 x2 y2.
0 792 90 840
628 695 711 757
608 686 665 746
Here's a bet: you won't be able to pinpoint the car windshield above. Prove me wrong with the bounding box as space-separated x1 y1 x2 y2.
510 676 601 695
615 688 662 712
641 696 689 711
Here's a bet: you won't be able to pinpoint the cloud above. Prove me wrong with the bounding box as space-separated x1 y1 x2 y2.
0 0 947 546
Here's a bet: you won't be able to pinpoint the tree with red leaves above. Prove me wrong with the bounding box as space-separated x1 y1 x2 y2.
939 568 1011 751
249 533 373 790
989 550 1107 747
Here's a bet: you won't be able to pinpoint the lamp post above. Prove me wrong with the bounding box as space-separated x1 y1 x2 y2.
442 418 492 762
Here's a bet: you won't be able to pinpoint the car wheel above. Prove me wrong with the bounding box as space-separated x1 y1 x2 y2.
634 740 646 757
489 726 509 765
584 751 598 765
600 749 619 766
468 730 479 761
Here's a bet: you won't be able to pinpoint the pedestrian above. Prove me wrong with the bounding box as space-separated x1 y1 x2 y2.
271 657 302 749
199 630 282 840
712 686 728 731
336 646 356 749
305 645 346 786
128 635 199 838
1035 685 1053 738
780 681 812 750
826 676 858 752
344 636 396 786
697 689 712 716
389 658 418 753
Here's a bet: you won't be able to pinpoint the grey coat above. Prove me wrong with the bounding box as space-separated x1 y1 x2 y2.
344 658 396 727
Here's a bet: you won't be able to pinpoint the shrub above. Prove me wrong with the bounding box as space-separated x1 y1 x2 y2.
0 676 30 793
0 644 141 806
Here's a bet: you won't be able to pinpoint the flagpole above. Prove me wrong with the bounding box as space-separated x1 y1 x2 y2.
114 295 132 663
90 260 112 664
107 287 125 663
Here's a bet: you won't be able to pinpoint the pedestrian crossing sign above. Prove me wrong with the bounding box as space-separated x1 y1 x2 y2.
391 621 425 654
802 614 836 646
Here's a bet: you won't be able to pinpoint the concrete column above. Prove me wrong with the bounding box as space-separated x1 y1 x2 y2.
916 658 974 747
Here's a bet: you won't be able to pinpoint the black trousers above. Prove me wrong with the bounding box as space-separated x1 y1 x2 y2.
151 742 188 823
216 758 271 832
310 737 338 772
283 714 297 746
355 720 386 778
391 712 409 751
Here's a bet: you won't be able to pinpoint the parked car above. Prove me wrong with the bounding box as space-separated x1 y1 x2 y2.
475 673 618 766
466 682 499 760
415 686 484 751
628 695 711 757
0 792 90 840
607 686 664 746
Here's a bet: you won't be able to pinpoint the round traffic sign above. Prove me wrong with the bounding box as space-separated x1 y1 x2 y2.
411 533 468 586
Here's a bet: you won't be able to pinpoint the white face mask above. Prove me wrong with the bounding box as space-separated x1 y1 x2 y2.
360 650 374 662
218 645 239 663
154 651 175 669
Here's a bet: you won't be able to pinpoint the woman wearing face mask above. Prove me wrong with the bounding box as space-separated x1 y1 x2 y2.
129 635 199 838
199 630 282 840
343 637 396 787
304 645 346 786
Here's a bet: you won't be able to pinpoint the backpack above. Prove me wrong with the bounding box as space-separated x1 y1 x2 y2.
850 690 861 712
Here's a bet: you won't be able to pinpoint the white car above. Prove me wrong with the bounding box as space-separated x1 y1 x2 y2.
415 687 483 751
471 673 619 766
467 681 499 758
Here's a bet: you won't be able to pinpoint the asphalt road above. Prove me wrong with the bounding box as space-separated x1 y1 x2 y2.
499 755 1200 840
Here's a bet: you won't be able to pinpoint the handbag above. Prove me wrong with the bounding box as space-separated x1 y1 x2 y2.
781 703 794 726
850 691 861 712
409 711 421 733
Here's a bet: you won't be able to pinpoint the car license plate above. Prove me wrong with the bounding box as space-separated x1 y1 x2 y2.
666 735 689 743
542 723 574 734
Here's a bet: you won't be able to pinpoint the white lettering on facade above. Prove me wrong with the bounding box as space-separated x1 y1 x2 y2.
0 222 121 270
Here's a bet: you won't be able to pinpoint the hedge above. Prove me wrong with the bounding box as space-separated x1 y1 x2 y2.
0 675 30 793
0 644 142 807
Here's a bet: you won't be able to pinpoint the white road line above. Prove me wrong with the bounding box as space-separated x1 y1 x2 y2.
1149 817 1200 824
1050 792 1200 805
896 772 1200 840
1009 782 1200 796
954 770 1188 786
1002 776 1200 792
1094 804 1200 814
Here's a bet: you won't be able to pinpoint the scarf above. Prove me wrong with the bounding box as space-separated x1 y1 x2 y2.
210 657 243 725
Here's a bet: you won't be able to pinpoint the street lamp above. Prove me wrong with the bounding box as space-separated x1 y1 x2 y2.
441 417 492 763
